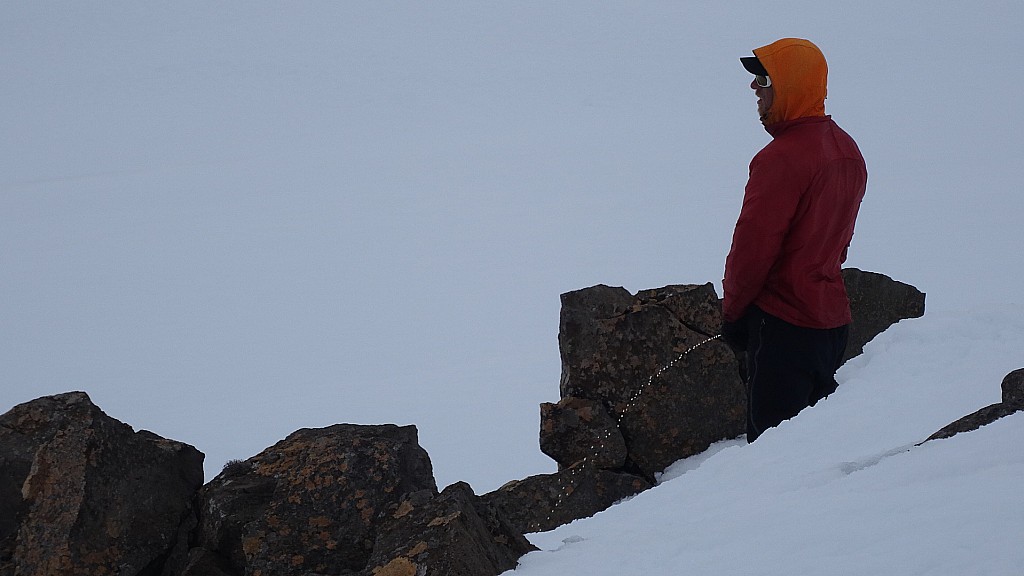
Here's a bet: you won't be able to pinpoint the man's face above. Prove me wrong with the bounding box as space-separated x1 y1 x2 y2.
750 78 774 121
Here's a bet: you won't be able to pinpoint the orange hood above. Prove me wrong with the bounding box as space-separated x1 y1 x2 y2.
754 38 828 125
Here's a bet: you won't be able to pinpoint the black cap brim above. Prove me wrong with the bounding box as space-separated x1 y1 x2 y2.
740 56 768 76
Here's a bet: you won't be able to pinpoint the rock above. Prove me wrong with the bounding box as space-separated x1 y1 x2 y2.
925 403 1019 442
925 368 1024 442
634 283 723 338
182 424 437 576
555 283 747 479
1001 368 1024 409
556 284 635 399
0 391 204 576
363 482 535 576
181 424 538 576
539 396 627 470
480 463 651 534
843 268 926 362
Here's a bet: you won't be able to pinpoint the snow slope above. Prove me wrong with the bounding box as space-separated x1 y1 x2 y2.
518 311 1024 574
2 6 1022 570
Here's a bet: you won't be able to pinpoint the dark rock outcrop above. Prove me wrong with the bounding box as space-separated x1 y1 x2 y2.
365 482 535 576
0 392 204 576
554 283 747 479
843 268 926 362
1002 368 1024 409
544 271 927 485
181 424 438 576
925 368 1024 442
480 464 650 534
176 423 532 576
2 398 536 576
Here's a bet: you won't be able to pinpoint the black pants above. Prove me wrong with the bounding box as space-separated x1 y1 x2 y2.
743 307 848 442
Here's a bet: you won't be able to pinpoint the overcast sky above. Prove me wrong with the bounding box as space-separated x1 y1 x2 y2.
2 2 1021 492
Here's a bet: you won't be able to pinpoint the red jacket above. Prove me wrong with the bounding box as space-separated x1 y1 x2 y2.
723 39 867 329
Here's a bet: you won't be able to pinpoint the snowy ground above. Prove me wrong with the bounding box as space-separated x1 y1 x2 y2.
516 311 1024 574
3 3 1022 573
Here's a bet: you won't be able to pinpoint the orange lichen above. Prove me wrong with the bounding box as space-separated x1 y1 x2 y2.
242 536 262 557
371 557 417 576
360 504 375 523
393 500 415 519
308 515 331 528
427 511 461 527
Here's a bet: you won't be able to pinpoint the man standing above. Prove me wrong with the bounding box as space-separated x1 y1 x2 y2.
722 38 867 442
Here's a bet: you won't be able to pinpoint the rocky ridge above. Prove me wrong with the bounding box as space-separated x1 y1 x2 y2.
4 269 1014 576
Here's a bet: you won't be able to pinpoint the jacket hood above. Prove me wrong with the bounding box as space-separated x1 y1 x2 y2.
753 38 828 126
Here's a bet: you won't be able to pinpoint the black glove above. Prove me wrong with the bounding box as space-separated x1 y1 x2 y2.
721 319 748 352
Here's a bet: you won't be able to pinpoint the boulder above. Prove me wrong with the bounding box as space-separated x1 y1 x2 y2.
0 392 204 576
843 268 926 362
925 368 1024 442
547 272 926 479
181 424 437 576
363 482 535 576
554 283 746 479
480 463 651 534
539 396 627 470
1001 368 1024 409
179 423 538 576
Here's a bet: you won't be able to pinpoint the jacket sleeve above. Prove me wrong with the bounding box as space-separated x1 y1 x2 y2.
722 148 805 322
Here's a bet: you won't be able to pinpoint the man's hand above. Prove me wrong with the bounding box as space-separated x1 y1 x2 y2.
721 319 748 352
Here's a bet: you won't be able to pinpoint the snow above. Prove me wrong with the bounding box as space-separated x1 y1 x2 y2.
2 2 1022 574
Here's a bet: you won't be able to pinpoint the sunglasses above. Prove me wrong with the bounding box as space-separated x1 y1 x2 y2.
754 74 772 88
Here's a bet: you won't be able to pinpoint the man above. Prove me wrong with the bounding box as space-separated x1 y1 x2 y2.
722 38 867 442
